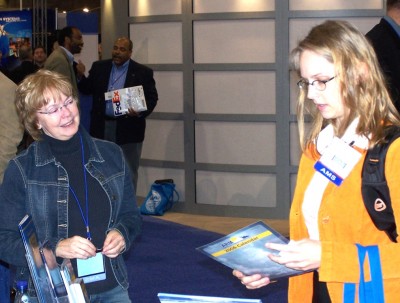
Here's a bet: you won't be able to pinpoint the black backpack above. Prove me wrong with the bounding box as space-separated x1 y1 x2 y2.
361 126 400 242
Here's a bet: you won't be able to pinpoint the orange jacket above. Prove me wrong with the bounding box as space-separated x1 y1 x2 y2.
288 139 400 303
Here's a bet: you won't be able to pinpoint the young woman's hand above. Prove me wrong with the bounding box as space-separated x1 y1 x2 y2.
232 270 272 289
267 239 321 271
233 238 321 290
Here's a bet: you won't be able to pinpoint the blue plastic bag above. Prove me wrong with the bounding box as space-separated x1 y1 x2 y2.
140 180 179 216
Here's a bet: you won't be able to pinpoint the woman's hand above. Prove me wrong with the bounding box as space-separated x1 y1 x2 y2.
232 238 321 290
267 239 321 271
232 270 272 289
102 229 126 258
55 236 97 259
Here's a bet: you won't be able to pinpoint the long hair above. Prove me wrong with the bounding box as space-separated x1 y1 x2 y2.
290 20 400 151
14 69 78 140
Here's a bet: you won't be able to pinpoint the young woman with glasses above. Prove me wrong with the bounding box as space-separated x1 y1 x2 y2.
233 20 400 302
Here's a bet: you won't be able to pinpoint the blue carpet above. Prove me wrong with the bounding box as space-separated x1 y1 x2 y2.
125 216 288 303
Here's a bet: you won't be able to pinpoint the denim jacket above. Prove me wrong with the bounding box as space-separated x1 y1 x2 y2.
0 128 142 296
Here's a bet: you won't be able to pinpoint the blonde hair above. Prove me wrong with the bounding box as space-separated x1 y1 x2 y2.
290 20 400 151
15 69 79 140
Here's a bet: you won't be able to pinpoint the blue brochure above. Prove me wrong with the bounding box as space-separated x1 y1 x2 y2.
197 221 306 280
158 293 262 303
18 214 57 303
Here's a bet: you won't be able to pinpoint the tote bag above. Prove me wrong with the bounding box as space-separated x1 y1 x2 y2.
140 179 179 216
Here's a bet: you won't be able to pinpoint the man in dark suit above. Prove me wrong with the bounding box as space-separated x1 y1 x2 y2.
8 45 38 84
366 0 400 111
79 37 158 191
0 50 8 75
33 45 47 68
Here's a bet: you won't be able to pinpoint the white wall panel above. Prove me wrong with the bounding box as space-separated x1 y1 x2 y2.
196 171 276 207
195 122 275 165
290 122 301 166
119 0 386 217
194 0 274 13
289 0 382 10
142 120 184 162
129 0 181 16
193 20 275 63
130 22 182 64
195 71 275 114
289 18 381 52
289 71 299 115
138 167 185 199
74 35 99 77
153 71 183 113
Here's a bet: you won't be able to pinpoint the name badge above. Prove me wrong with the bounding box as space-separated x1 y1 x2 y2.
314 137 361 186
77 252 106 284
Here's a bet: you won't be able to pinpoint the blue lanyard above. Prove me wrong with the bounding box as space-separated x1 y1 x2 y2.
68 132 91 240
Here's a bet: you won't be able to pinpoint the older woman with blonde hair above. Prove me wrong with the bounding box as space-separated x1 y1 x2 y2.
0 69 141 302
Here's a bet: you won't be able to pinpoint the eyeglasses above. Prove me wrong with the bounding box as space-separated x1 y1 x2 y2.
38 98 75 115
297 76 336 91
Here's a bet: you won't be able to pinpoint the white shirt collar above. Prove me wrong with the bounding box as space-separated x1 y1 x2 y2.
316 118 369 154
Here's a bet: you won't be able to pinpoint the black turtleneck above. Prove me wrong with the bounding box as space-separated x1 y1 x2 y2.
43 131 117 294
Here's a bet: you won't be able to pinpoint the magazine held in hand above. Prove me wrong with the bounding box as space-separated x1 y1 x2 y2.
18 215 59 302
104 85 147 117
158 293 262 303
197 221 307 280
18 214 89 303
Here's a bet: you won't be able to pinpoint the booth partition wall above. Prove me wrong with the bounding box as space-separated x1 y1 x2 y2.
101 0 384 219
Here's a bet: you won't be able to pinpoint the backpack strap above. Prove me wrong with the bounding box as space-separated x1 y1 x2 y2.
361 126 400 242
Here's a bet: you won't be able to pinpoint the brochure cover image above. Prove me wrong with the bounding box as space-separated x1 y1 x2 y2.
18 214 57 303
104 85 147 117
197 221 306 280
158 293 262 303
39 240 68 298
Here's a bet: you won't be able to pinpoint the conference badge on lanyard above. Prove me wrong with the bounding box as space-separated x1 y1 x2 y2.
314 137 362 186
77 253 106 284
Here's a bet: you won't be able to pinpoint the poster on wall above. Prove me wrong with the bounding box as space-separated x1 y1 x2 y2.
0 10 32 70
